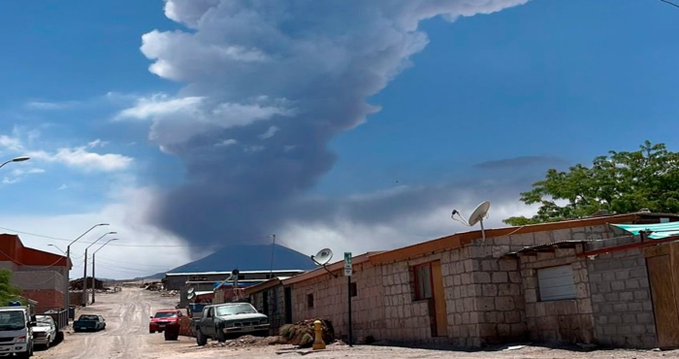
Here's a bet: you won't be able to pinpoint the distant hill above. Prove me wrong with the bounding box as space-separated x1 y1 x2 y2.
166 243 315 274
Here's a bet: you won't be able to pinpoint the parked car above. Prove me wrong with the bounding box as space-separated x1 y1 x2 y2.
149 309 182 340
73 314 106 332
194 302 269 345
32 315 57 349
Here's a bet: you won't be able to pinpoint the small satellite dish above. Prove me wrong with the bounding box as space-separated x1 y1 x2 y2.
231 269 240 277
309 248 337 278
451 200 491 241
311 248 333 265
468 201 491 226
187 287 195 300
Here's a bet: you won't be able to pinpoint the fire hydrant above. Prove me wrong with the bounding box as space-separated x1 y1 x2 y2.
312 320 326 350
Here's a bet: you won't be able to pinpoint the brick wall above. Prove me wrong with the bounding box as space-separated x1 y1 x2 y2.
381 260 432 342
251 286 286 334
23 289 64 313
587 239 656 348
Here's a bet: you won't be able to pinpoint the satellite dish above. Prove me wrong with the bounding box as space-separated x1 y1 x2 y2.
309 248 337 278
231 269 240 277
451 200 491 241
187 287 195 300
468 201 491 226
311 248 333 265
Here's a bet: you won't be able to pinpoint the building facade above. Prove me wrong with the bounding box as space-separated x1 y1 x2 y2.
0 234 70 313
273 212 679 349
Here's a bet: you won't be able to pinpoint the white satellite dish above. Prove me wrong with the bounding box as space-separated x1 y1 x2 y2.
311 248 333 265
187 287 195 300
310 248 337 277
452 200 491 241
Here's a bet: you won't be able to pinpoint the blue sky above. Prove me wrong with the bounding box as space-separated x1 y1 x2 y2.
0 0 677 278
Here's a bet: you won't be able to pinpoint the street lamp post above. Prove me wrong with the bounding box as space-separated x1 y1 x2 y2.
91 238 119 304
0 156 30 169
83 231 116 306
65 223 109 315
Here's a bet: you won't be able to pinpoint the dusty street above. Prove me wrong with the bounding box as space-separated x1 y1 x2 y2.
33 285 679 359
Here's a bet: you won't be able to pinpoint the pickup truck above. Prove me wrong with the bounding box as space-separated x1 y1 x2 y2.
0 306 35 358
32 315 57 349
73 314 106 332
194 302 269 345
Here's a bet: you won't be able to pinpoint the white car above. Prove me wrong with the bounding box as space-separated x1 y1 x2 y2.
32 315 57 349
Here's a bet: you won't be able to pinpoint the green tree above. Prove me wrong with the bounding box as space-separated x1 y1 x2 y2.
0 269 24 305
504 141 679 226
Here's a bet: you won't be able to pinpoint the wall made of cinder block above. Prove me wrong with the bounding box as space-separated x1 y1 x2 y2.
519 246 594 345
587 245 656 348
290 261 384 342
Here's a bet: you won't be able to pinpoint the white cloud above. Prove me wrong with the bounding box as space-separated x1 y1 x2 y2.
258 126 279 139
25 100 80 111
115 94 293 148
0 135 24 152
279 199 540 257
28 147 133 172
215 139 237 147
0 187 192 279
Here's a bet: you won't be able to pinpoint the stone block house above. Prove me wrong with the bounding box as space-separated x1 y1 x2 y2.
247 212 679 349
0 233 70 313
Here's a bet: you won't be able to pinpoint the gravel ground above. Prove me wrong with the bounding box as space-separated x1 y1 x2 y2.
33 285 679 358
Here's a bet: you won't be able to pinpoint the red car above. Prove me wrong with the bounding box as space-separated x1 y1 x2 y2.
149 309 183 334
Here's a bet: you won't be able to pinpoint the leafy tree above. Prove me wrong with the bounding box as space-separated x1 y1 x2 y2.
504 141 679 226
0 269 24 305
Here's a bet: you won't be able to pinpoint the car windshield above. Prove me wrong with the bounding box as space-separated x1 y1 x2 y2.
154 312 177 318
215 303 256 316
78 315 98 321
36 318 53 327
0 311 25 330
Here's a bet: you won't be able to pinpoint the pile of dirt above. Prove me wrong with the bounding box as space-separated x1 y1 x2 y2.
278 319 335 348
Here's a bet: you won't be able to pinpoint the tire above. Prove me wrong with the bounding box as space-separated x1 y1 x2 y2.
16 352 30 359
164 327 179 341
216 326 226 343
195 329 207 346
44 337 50 350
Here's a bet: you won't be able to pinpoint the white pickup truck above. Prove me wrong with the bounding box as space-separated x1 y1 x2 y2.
0 306 35 358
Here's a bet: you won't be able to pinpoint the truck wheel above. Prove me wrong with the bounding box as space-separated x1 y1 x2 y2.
216 328 226 343
164 327 179 341
44 337 50 349
195 329 207 346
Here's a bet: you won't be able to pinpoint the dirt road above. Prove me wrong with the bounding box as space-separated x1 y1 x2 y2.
34 286 679 358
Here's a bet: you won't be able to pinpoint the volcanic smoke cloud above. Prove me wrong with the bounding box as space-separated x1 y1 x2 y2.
131 0 529 248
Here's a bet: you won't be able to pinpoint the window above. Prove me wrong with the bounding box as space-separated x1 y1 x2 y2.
307 293 314 308
537 265 576 301
413 263 433 300
349 282 357 297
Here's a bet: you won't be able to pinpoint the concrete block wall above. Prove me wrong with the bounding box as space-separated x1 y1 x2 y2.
454 234 533 347
290 261 384 342
251 286 286 334
13 270 66 291
519 246 594 344
587 248 656 348
381 260 435 342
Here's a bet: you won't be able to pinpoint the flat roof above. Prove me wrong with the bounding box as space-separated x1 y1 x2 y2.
166 269 305 277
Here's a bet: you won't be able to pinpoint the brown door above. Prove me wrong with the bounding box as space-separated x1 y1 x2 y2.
646 243 679 348
431 261 448 337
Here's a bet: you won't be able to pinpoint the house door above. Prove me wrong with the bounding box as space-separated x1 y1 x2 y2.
415 261 448 337
284 287 292 324
645 242 679 349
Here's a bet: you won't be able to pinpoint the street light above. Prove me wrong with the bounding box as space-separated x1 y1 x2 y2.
65 223 109 315
91 238 119 304
83 231 117 306
0 156 30 169
47 244 66 255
